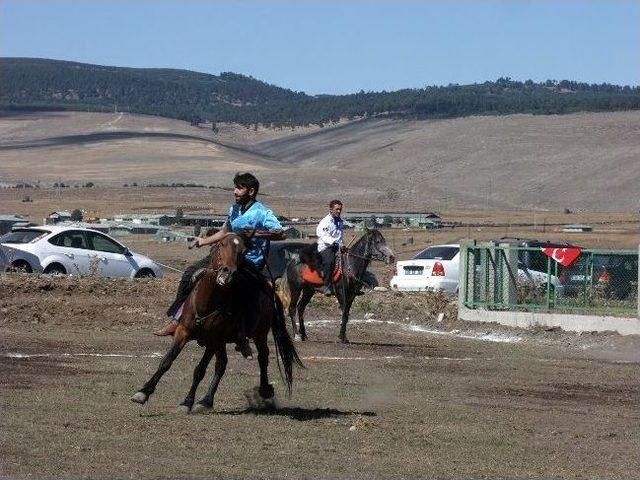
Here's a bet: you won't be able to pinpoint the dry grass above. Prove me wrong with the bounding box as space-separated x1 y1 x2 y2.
1 110 640 212
1 273 639 479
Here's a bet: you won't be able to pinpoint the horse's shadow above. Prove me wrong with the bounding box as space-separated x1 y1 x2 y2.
221 406 377 421
310 339 436 350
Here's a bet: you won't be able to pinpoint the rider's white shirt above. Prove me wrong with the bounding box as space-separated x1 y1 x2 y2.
316 214 344 252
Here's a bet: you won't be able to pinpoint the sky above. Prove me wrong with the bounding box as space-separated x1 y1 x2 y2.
1 0 638 95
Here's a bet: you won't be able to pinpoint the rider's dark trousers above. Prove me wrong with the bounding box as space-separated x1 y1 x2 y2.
320 246 337 288
166 256 210 318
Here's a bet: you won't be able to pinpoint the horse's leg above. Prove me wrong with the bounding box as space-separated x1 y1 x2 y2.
339 290 356 344
131 327 189 404
288 285 302 340
297 287 315 341
179 346 215 412
255 331 274 399
192 345 228 413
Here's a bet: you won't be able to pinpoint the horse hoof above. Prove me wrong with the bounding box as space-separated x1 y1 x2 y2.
259 384 275 400
340 337 350 344
176 404 191 414
191 403 212 414
130 391 148 404
245 387 277 410
294 334 301 342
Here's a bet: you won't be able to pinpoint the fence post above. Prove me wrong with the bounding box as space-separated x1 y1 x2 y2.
459 240 475 309
479 242 500 307
500 242 517 306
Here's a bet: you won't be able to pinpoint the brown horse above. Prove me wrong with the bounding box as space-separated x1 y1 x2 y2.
131 232 303 412
278 228 395 343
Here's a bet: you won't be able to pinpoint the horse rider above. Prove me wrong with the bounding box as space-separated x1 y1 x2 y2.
153 172 285 358
316 199 344 296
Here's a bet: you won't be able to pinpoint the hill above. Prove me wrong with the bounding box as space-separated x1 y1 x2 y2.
1 110 639 212
2 57 640 127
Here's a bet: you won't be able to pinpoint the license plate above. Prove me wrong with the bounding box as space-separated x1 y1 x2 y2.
404 266 423 275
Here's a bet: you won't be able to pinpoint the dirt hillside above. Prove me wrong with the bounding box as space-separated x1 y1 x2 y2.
1 110 639 211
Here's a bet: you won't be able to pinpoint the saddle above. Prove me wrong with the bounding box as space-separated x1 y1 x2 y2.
301 262 342 286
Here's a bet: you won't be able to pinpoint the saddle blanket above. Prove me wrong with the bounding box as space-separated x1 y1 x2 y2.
302 265 341 286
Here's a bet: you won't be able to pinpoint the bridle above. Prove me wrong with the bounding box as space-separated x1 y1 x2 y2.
192 234 244 326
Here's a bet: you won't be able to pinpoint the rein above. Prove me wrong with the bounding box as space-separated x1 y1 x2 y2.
192 241 229 327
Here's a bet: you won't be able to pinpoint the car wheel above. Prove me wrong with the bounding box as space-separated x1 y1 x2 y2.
44 263 66 275
8 260 32 273
135 269 155 278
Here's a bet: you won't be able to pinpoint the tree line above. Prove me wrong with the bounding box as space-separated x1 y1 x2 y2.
1 57 639 127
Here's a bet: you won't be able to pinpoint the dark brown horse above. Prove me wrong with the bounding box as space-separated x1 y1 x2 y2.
278 228 394 344
131 232 303 412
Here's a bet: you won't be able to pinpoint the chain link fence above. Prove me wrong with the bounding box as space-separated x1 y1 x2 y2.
461 242 639 317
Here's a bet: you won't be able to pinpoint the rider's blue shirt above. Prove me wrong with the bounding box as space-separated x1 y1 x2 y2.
228 201 282 268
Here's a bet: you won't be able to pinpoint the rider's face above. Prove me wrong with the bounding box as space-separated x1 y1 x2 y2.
234 185 255 205
330 204 343 218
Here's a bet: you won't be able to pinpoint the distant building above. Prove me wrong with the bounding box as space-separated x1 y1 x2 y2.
112 214 174 226
562 224 593 233
344 211 442 229
179 214 227 228
45 211 72 224
155 230 196 243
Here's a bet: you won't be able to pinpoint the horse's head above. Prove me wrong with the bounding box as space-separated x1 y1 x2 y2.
364 228 395 264
213 232 248 286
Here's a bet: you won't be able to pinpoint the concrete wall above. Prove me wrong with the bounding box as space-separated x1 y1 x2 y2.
459 306 640 336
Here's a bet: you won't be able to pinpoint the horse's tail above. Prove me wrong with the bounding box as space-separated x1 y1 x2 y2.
277 267 292 314
271 291 304 395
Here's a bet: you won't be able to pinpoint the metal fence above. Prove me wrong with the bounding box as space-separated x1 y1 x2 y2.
460 242 639 317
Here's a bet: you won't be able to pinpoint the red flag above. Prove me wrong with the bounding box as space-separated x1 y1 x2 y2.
541 247 581 267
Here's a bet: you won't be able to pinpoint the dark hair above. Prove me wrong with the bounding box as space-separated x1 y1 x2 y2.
233 172 259 197
329 199 343 208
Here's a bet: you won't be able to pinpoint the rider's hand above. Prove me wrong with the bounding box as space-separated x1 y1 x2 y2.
194 238 203 248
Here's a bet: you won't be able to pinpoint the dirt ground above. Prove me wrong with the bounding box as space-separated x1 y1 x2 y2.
1 273 639 479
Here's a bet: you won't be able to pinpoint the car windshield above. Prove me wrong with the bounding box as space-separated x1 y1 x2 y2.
0 229 49 244
413 246 458 260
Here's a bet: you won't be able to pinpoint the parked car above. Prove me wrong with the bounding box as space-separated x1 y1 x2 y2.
498 238 576 296
560 254 638 300
389 241 566 294
0 226 164 278
390 244 460 293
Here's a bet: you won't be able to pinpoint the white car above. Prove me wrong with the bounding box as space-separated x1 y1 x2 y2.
390 244 460 293
389 244 563 295
0 226 164 278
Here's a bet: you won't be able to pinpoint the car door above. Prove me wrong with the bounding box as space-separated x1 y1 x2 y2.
86 231 136 277
47 230 93 275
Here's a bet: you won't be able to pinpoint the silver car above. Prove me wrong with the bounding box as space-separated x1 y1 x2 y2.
0 226 163 278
